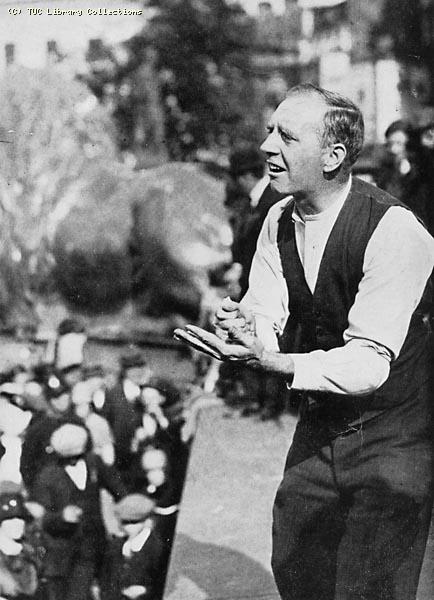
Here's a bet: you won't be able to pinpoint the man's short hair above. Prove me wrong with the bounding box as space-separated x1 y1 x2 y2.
287 83 365 171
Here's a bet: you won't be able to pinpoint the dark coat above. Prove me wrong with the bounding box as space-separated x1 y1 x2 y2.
101 528 166 600
31 453 127 577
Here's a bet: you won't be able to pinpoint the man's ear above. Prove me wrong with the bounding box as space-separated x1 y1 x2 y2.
323 143 347 173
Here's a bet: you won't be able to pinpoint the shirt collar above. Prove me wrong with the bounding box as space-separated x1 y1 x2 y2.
122 524 152 557
65 458 87 490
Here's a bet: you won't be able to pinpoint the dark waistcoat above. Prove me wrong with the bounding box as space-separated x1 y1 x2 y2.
277 176 432 415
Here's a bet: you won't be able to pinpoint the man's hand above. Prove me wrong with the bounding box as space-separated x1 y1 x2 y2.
122 585 147 599
213 297 256 339
62 505 83 523
175 324 264 362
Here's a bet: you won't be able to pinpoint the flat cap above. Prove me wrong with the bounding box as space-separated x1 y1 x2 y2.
50 424 88 457
115 494 155 522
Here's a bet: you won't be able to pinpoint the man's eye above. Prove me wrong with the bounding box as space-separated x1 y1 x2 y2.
281 132 292 143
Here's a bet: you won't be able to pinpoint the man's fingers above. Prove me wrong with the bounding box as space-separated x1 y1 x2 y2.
186 324 222 344
215 306 240 321
174 328 224 360
215 317 247 331
184 325 255 361
229 327 253 345
221 296 241 311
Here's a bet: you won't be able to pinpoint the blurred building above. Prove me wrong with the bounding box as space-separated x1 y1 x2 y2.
0 0 149 73
246 0 434 143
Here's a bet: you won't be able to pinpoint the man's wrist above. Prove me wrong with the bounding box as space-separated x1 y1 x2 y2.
247 350 295 384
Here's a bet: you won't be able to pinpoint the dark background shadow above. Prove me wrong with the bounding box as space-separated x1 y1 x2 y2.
165 533 279 600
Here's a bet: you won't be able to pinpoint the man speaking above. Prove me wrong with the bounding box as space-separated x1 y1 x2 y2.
175 84 434 600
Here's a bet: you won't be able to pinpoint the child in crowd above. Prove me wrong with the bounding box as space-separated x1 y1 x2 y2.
31 423 127 600
101 494 165 600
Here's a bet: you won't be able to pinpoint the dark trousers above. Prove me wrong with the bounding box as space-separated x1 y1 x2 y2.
272 389 434 600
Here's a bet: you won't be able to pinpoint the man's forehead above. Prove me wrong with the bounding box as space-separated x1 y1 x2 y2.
272 95 326 131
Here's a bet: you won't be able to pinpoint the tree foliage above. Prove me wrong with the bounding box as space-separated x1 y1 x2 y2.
81 0 263 162
0 66 118 326
148 0 262 158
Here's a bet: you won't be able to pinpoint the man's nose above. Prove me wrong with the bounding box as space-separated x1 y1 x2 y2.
260 132 277 154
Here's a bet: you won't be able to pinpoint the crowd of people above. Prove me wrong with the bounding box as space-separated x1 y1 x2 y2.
1 102 434 600
0 318 195 600
377 119 434 235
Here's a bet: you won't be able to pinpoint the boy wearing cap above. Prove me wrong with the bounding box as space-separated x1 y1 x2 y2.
101 494 165 600
31 424 127 600
0 481 40 599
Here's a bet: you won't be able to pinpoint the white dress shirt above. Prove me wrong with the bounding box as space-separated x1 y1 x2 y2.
65 459 87 490
122 524 152 558
241 178 434 395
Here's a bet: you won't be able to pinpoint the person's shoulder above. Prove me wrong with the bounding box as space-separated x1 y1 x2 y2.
372 205 434 264
382 205 433 238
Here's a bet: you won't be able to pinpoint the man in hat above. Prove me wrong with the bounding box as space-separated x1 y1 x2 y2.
0 481 40 599
101 348 152 480
175 83 434 600
31 423 127 600
101 493 165 600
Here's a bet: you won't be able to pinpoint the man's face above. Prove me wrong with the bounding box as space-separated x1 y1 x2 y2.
260 94 328 196
385 130 408 160
50 392 71 414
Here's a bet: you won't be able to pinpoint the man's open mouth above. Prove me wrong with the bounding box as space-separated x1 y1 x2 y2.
268 162 285 173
